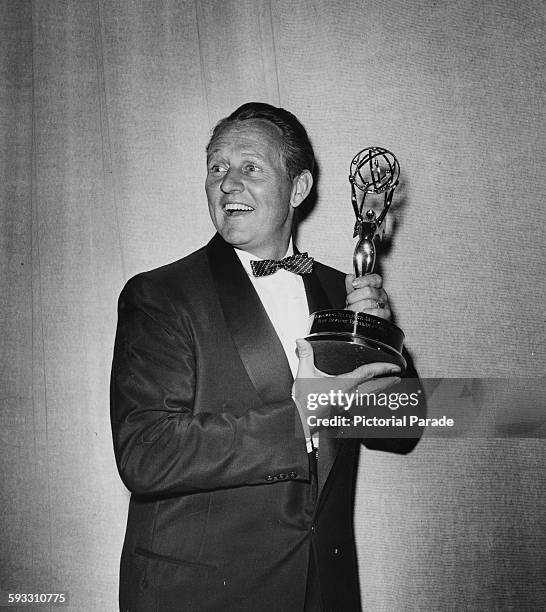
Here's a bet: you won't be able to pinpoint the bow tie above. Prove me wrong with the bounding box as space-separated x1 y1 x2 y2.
250 252 314 277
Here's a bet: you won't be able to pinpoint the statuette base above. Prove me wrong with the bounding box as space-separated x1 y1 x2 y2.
305 310 406 375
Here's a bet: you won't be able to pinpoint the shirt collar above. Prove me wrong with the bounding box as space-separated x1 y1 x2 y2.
235 240 294 276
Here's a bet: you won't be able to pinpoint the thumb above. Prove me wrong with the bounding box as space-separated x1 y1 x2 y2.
345 273 356 294
295 338 315 377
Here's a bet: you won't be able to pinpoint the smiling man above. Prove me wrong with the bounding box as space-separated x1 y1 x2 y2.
110 102 420 611
205 116 312 260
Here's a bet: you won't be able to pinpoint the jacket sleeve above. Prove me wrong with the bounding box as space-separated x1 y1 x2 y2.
110 274 309 496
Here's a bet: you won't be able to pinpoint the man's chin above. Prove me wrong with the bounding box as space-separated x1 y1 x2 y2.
217 228 253 249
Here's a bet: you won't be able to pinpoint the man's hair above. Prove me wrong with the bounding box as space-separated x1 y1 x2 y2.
207 102 315 181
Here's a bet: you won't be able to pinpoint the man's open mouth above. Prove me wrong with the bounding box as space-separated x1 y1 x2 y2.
223 203 254 216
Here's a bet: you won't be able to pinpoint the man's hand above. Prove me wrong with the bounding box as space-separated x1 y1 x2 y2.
345 273 391 321
292 339 401 436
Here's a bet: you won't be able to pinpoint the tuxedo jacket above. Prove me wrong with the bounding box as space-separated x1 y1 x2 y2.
110 233 421 612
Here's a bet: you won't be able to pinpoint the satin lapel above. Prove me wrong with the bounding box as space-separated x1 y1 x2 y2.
301 266 341 495
206 234 293 404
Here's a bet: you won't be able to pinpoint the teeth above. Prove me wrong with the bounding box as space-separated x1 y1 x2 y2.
224 203 253 212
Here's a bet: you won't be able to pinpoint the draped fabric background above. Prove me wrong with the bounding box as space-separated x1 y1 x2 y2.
1 1 544 610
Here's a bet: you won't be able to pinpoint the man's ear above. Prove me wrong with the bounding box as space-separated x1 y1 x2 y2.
290 170 313 208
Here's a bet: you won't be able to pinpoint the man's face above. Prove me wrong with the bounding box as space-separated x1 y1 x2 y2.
205 119 297 260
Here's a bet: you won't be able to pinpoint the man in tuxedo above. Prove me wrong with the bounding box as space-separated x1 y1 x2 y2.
111 102 421 611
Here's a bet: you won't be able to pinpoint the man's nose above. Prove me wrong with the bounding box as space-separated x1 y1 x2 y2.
220 169 244 194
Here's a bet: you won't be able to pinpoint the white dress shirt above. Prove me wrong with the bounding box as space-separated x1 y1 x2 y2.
235 242 316 451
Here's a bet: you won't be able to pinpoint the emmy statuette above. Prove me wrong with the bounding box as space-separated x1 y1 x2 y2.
305 147 406 375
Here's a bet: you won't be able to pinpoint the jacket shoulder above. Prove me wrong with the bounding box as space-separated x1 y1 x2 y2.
120 244 209 299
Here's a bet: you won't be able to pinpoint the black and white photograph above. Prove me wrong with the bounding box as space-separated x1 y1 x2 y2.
1 1 544 610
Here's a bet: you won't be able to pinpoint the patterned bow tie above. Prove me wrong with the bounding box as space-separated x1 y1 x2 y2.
250 252 314 277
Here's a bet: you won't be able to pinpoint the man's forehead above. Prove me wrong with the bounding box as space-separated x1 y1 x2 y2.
208 119 283 157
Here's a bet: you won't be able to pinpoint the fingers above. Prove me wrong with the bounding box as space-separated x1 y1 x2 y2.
345 274 356 294
347 299 390 317
357 375 401 395
347 303 391 321
346 361 401 381
331 361 401 397
346 285 391 320
346 273 383 291
295 338 316 378
346 285 387 306
345 273 389 316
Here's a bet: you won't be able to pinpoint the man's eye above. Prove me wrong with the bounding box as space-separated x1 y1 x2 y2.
209 164 226 173
245 164 259 173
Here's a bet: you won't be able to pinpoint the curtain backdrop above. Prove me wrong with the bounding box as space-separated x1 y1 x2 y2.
1 1 544 610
